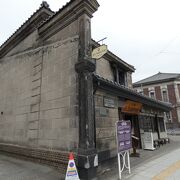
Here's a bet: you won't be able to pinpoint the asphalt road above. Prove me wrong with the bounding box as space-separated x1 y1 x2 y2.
0 154 62 180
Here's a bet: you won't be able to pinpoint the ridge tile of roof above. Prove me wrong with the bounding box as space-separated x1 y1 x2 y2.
37 0 74 29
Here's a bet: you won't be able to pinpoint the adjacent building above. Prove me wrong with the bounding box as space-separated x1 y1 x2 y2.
0 1 172 179
133 72 180 128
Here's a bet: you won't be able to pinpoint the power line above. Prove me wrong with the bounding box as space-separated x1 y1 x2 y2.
154 33 180 57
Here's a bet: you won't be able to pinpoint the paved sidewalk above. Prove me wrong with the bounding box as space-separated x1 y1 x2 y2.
98 135 180 180
125 148 180 180
167 128 180 135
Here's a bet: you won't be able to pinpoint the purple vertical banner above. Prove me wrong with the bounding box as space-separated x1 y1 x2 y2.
116 120 132 152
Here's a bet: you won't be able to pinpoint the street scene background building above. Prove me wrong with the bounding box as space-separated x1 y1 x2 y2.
133 72 180 129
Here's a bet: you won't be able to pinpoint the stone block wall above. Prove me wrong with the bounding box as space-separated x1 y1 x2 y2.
0 50 33 145
39 36 79 151
95 90 119 161
0 34 79 153
0 34 79 172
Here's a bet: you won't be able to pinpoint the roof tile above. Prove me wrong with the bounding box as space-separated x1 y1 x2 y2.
134 72 180 86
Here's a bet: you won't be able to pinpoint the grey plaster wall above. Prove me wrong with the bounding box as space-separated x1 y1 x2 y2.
96 57 114 81
96 57 133 88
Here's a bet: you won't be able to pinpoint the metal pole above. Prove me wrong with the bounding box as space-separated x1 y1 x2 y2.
127 151 131 174
118 153 121 179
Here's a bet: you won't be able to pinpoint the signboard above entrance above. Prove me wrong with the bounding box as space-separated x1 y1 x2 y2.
92 45 108 59
121 100 142 115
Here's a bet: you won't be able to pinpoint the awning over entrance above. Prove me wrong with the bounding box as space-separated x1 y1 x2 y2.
93 74 172 112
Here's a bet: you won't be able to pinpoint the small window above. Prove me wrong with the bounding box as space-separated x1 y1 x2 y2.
119 71 125 86
112 65 126 86
112 67 117 82
138 91 143 95
162 90 168 102
149 91 155 99
143 116 152 132
152 117 158 132
165 112 171 122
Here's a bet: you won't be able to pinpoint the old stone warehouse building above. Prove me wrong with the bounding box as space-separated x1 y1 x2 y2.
0 0 172 179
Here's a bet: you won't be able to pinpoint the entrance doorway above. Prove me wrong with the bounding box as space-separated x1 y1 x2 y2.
122 113 141 148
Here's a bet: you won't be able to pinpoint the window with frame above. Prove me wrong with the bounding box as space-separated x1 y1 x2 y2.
139 115 159 132
149 91 155 99
138 91 143 95
162 90 168 102
118 70 125 86
166 112 171 122
152 117 158 132
112 65 126 86
143 116 153 132
159 118 165 132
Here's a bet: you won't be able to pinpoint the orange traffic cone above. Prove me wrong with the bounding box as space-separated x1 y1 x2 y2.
65 152 80 180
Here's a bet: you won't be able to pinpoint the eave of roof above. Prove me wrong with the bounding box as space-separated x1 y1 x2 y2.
91 39 135 72
0 2 54 59
93 74 172 112
133 72 180 87
133 78 177 87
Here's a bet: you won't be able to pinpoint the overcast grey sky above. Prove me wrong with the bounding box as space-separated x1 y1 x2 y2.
0 0 180 82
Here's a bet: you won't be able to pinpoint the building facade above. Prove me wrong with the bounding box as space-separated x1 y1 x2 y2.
0 1 172 179
133 72 180 128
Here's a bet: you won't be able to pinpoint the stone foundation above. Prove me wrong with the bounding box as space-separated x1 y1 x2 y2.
0 143 76 173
